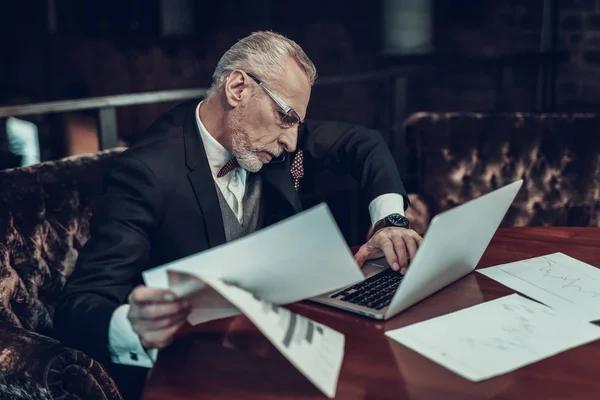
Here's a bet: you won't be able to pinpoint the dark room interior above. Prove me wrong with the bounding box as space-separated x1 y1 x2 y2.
1 1 599 400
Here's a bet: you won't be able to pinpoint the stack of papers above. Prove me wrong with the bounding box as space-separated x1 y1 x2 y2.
143 204 365 398
386 253 600 382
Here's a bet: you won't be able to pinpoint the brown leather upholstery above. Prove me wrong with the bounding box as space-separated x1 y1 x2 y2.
0 322 122 400
404 112 600 233
0 149 125 400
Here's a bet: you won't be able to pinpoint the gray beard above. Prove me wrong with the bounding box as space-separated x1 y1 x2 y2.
231 129 264 173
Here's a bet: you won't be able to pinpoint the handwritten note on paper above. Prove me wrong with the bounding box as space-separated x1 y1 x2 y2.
385 294 600 382
477 253 600 322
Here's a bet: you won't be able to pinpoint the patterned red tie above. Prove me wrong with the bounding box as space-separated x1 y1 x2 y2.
217 157 240 178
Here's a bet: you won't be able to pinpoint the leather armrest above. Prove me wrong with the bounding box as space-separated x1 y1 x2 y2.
0 321 122 400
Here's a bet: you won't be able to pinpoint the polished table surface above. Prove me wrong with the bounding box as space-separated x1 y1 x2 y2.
143 227 600 399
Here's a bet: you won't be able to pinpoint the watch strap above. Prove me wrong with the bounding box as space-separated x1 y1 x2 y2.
372 214 409 236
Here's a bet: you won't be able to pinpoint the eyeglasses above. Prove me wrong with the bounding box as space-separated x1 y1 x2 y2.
245 72 303 128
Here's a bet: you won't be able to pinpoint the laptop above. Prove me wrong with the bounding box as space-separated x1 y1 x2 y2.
310 179 523 320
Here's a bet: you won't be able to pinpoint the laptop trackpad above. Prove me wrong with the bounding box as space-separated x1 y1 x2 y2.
362 259 389 278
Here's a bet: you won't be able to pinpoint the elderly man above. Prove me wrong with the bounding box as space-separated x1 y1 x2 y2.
54 31 422 399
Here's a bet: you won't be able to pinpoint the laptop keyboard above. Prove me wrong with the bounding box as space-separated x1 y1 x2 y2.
329 268 403 310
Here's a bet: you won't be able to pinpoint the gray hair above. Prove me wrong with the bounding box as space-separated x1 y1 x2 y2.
205 31 317 98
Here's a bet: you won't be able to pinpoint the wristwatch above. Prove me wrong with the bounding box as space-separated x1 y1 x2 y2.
372 213 410 235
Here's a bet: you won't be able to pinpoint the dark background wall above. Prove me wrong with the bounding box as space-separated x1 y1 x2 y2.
3 1 598 138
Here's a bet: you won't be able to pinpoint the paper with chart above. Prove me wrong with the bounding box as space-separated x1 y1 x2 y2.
477 252 600 322
196 274 345 398
142 203 365 325
385 294 600 382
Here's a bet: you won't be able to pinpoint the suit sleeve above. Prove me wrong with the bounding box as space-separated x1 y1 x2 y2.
53 155 161 367
298 119 409 210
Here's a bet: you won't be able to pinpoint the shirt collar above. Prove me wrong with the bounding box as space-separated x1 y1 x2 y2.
195 101 232 177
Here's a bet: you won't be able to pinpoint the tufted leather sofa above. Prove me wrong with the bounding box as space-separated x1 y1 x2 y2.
0 149 125 400
403 112 600 234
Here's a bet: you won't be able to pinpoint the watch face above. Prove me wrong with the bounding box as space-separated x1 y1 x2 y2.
387 214 407 225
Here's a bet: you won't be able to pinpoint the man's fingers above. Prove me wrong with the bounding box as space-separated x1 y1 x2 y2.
391 238 408 272
134 300 190 321
378 238 400 271
354 245 370 267
140 322 185 349
413 231 424 246
135 307 190 330
355 228 425 271
404 237 418 266
129 285 178 305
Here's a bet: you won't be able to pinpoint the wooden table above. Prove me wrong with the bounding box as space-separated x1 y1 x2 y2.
142 227 600 399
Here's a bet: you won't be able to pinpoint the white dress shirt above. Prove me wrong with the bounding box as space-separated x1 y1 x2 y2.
107 101 405 368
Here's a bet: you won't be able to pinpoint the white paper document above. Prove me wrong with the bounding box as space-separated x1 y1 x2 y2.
140 204 354 397
142 203 364 324
478 253 600 322
182 274 345 398
166 271 241 325
385 294 600 382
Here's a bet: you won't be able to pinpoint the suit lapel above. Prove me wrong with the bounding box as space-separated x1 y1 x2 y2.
259 153 302 215
183 103 227 248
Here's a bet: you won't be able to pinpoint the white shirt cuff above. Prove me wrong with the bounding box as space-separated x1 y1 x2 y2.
108 304 157 368
368 193 405 226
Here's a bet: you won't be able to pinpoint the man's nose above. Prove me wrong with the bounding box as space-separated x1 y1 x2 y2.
279 127 298 153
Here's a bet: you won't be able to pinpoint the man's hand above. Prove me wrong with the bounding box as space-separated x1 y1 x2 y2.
354 227 423 274
127 285 192 350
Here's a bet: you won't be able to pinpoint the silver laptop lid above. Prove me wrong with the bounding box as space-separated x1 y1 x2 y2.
384 180 523 319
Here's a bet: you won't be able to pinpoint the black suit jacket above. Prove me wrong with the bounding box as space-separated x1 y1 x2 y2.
53 99 408 368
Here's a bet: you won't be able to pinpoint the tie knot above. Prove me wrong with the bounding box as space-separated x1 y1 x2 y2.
217 157 240 178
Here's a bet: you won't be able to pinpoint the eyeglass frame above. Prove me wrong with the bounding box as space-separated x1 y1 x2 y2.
244 72 304 127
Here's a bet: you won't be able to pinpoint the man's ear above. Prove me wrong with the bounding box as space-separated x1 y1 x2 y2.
224 70 249 108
